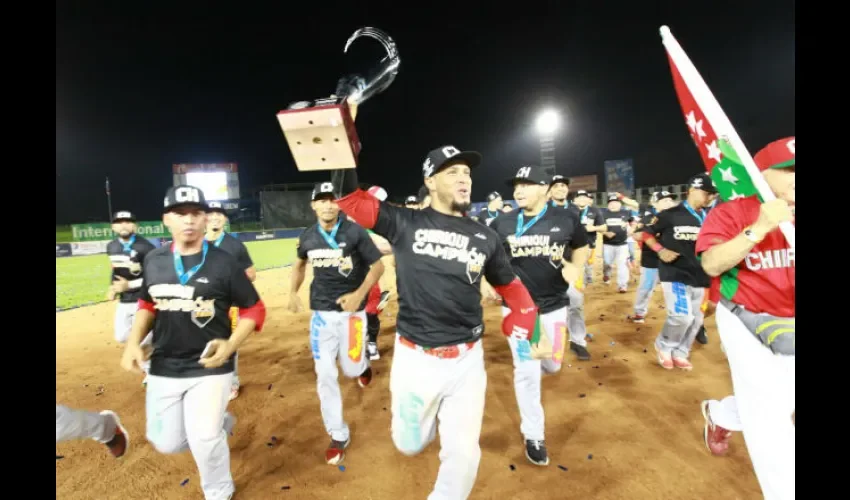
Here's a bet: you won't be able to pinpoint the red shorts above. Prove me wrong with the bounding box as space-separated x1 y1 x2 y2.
365 284 382 315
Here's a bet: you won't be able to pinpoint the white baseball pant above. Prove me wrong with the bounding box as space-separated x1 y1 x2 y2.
566 287 589 347
655 282 705 359
310 310 369 443
633 267 661 316
715 303 795 500
602 244 630 288
56 405 117 443
390 334 486 500
145 373 236 500
114 301 153 374
501 306 567 441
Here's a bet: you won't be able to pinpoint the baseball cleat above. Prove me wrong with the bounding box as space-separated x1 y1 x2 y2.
358 366 373 388
627 314 645 324
326 437 351 465
524 439 549 466
570 342 591 361
695 326 708 345
377 291 391 311
229 384 240 401
618 287 627 293
672 357 693 371
367 342 380 361
700 401 732 456
99 411 129 458
655 345 674 370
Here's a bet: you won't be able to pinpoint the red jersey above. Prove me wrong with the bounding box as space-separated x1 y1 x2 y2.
695 196 795 317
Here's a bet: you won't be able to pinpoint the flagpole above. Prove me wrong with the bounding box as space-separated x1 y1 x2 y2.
106 177 113 223
659 26 795 250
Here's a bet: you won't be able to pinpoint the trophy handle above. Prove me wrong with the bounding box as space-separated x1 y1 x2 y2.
340 27 401 106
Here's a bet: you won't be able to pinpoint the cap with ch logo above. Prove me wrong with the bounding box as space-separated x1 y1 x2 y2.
550 175 570 186
422 145 482 178
687 172 718 194
312 181 337 201
207 201 228 214
506 165 550 186
486 191 501 202
650 191 677 203
163 185 209 213
112 210 136 223
404 195 419 205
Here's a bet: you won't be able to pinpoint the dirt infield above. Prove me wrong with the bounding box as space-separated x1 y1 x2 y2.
56 259 762 499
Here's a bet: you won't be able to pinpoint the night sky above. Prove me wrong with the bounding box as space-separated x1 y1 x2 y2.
56 2 795 224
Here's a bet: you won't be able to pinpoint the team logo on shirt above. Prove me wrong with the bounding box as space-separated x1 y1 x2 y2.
148 284 217 328
506 234 565 269
605 217 627 227
307 248 354 278
412 229 487 284
673 226 701 241
109 254 142 276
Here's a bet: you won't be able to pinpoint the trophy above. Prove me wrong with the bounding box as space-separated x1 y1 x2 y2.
277 27 400 172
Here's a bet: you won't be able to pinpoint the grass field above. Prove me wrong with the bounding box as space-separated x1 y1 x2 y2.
55 238 299 310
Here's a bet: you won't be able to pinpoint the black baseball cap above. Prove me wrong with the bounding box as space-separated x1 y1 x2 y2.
486 191 502 202
650 191 677 203
112 210 136 223
550 175 570 186
506 165 550 187
687 172 718 194
608 193 622 202
573 190 592 200
311 181 337 201
207 201 228 214
163 185 209 213
421 145 482 178
404 195 418 205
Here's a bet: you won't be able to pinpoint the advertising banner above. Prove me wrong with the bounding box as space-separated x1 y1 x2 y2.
70 241 110 256
69 221 230 242
603 159 635 195
568 175 599 193
56 243 72 258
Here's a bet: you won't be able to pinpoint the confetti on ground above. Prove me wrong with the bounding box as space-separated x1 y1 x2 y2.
180 479 189 486
579 393 586 398
56 455 64 460
643 348 648 353
509 464 516 471
587 454 593 460
281 485 291 490
268 384 273 390
598 383 603 386
338 465 346 472
271 436 277 442
558 465 568 471
266 442 274 447
610 341 616 345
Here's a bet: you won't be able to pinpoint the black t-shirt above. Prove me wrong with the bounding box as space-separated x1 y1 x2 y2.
369 203 515 347
141 243 261 378
640 203 711 287
297 219 383 312
106 235 157 304
209 232 254 271
601 208 633 246
638 210 660 269
475 207 500 227
491 205 588 314
574 205 605 249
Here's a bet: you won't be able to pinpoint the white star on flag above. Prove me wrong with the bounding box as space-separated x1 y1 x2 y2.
706 140 722 163
729 189 745 200
717 166 738 184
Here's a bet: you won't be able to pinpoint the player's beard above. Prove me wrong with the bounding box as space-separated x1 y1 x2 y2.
451 200 471 214
119 230 133 239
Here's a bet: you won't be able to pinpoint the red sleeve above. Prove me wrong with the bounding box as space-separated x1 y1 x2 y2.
239 300 267 333
493 278 538 339
708 277 721 304
137 299 157 314
695 202 747 255
336 189 380 229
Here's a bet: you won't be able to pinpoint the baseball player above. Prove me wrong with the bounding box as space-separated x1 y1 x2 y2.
105 210 156 381
694 198 720 345
547 176 593 360
629 191 677 323
56 404 129 458
600 193 639 292
120 185 266 500
490 165 589 466
334 145 543 500
363 186 394 360
695 137 795 500
639 173 716 370
205 201 256 400
417 185 431 209
287 181 385 465
473 191 503 227
404 195 420 208
572 190 606 285
626 208 640 271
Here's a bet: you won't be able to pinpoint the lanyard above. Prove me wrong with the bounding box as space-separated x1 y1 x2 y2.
580 206 589 221
212 232 225 247
682 201 705 225
487 209 498 219
550 200 569 209
121 234 136 253
317 219 342 250
515 204 549 237
173 240 209 285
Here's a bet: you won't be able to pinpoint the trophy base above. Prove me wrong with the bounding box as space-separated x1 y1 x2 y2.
277 98 361 172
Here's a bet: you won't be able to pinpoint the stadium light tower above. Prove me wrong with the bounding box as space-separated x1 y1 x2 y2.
535 109 560 177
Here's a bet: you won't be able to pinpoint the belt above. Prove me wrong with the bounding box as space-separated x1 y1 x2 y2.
719 299 795 355
398 335 477 359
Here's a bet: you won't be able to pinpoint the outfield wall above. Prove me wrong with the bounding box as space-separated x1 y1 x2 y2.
55 228 306 258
